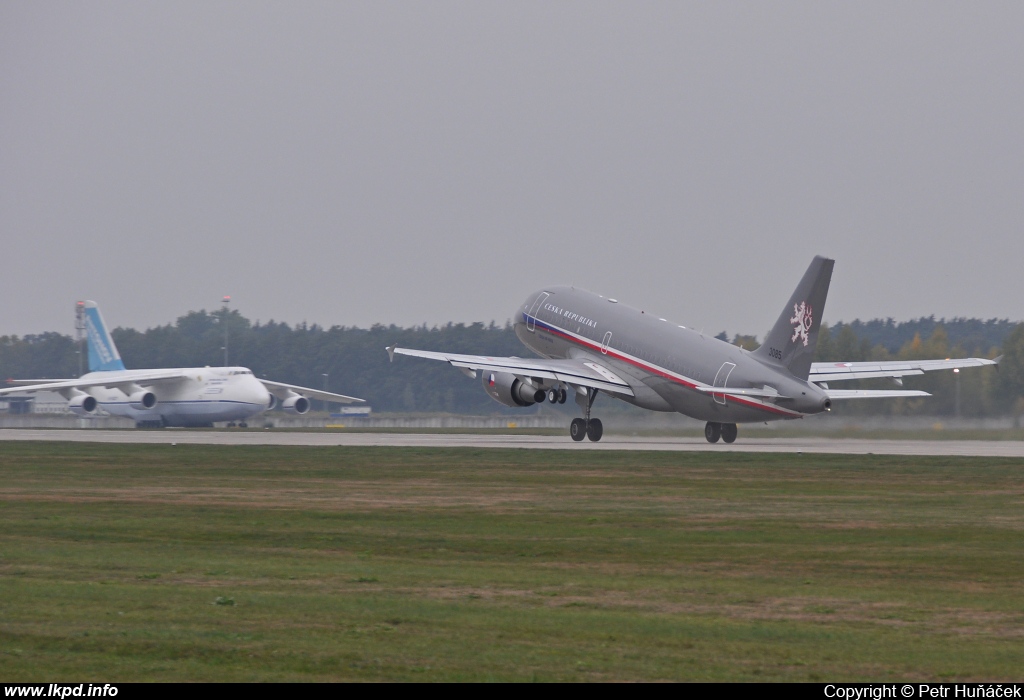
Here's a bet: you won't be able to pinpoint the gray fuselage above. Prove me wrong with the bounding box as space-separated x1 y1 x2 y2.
513 286 831 423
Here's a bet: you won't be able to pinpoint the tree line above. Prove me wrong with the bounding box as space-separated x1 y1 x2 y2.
2 310 1022 416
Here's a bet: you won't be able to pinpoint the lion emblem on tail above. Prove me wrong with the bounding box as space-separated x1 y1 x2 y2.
790 302 813 346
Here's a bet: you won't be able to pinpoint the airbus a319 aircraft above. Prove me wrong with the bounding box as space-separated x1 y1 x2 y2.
388 257 998 443
1 301 363 427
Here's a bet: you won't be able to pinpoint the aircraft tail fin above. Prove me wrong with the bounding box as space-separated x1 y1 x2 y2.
753 256 834 380
83 301 127 372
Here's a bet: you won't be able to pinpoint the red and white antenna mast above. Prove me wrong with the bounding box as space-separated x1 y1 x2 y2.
75 301 86 377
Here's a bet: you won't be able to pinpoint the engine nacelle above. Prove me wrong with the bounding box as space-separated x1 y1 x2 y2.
482 372 545 407
68 394 98 416
281 395 310 415
266 394 278 411
126 390 157 410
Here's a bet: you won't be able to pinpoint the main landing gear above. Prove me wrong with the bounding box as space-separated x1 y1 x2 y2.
704 422 738 444
570 417 603 442
135 419 166 429
547 387 568 404
569 387 603 442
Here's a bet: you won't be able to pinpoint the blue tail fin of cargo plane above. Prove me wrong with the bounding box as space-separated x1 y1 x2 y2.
753 256 834 381
84 301 127 372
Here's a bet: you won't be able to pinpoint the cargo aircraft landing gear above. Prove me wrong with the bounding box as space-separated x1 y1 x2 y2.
569 388 603 442
135 419 166 429
704 422 738 444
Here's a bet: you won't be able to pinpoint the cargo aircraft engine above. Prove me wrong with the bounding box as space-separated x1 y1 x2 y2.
281 394 310 415
481 371 545 407
68 394 98 416
126 390 157 410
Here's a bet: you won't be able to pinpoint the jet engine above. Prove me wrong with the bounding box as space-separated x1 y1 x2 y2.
126 390 157 410
281 394 310 415
482 372 545 407
266 394 277 410
68 394 98 416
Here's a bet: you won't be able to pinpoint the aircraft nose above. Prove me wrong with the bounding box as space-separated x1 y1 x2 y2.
249 379 272 409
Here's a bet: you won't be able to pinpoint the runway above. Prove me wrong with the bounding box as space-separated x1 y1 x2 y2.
2 428 1024 457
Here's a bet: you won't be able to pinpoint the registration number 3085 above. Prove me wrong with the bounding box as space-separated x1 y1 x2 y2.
768 347 784 360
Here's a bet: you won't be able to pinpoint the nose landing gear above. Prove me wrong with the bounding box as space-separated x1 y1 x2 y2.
704 422 738 444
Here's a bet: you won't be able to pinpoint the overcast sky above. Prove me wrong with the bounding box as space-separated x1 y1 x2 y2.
3 2 1022 341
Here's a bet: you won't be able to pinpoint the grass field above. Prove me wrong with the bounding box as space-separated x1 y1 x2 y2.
1 442 1022 681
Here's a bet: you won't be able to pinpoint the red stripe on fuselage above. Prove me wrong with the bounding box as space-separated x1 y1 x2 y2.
526 315 801 418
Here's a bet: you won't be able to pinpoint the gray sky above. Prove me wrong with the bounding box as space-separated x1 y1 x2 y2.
3 2 1023 340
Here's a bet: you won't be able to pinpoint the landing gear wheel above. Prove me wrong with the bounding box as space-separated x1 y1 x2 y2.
721 423 737 444
704 422 721 444
557 388 567 404
587 418 603 442
570 418 587 442
239 422 248 428
548 389 559 404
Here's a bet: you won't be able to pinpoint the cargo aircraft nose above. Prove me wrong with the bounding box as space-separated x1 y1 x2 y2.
243 376 273 410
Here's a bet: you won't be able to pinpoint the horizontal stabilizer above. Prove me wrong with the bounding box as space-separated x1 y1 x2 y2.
824 389 930 400
811 357 998 382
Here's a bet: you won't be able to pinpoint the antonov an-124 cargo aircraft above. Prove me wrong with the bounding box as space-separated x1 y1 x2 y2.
1 301 363 427
388 257 998 443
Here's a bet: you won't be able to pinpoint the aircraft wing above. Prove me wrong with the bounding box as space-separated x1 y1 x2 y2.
809 357 998 383
823 389 931 399
693 386 790 399
387 346 635 396
0 369 190 396
258 379 365 404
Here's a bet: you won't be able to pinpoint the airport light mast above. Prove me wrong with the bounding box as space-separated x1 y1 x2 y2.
75 301 86 377
954 367 961 418
221 296 231 367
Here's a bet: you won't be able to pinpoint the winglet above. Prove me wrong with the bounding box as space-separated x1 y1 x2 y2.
994 355 1003 371
386 345 396 362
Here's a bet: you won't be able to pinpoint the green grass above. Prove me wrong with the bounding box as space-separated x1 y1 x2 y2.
1 442 1022 681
